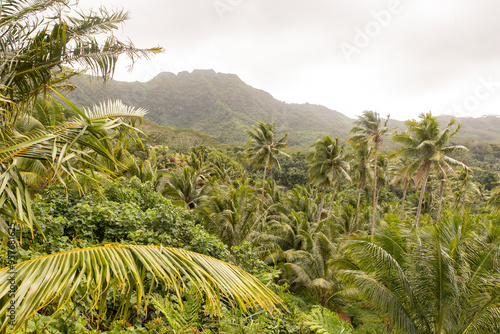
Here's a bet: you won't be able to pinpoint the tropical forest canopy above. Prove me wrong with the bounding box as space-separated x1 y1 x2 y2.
0 1 499 334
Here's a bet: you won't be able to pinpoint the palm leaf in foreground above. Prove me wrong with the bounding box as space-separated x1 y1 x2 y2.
0 245 284 332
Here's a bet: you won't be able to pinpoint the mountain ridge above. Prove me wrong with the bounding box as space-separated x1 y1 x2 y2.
66 69 500 146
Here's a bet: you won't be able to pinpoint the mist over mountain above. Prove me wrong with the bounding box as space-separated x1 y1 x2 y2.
66 70 500 146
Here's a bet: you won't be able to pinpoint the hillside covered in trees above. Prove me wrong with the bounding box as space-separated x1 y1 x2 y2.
65 71 360 145
67 71 500 147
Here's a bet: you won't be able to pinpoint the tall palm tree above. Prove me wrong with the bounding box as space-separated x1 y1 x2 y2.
307 136 351 226
390 158 415 217
434 171 448 222
349 111 390 237
244 122 289 206
393 113 468 227
349 141 373 215
340 213 500 334
453 168 480 212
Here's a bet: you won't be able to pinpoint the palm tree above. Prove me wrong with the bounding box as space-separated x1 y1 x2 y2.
349 111 390 237
349 140 373 222
488 181 500 212
282 185 320 224
0 245 284 332
244 122 289 206
393 113 468 227
434 171 448 221
284 233 343 307
453 168 480 212
340 213 500 334
162 166 206 208
390 158 415 217
307 136 351 226
198 184 260 247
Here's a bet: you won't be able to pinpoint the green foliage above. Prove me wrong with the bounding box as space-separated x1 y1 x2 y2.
393 112 469 226
149 292 202 333
340 212 500 334
66 71 354 146
305 306 353 333
0 0 161 127
272 154 310 188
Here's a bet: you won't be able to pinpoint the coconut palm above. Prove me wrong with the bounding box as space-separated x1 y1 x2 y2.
162 166 207 208
349 141 373 217
393 113 469 227
349 111 390 237
434 172 449 222
0 245 284 332
488 183 500 212
340 213 500 334
198 184 260 247
284 233 343 306
282 185 320 223
307 136 351 226
244 122 289 206
390 158 415 217
374 153 389 206
453 168 480 212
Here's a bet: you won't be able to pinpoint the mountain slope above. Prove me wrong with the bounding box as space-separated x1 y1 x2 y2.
66 70 500 146
67 70 353 146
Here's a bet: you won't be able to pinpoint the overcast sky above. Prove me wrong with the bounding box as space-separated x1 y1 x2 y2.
78 0 500 121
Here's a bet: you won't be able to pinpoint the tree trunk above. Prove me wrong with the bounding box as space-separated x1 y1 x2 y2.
317 187 327 226
414 166 431 227
371 147 379 238
437 181 444 222
356 183 363 212
356 181 365 224
327 188 337 218
401 182 408 218
260 158 269 207
462 187 467 213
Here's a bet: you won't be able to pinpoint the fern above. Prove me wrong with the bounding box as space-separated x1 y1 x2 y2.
305 306 353 334
150 291 202 333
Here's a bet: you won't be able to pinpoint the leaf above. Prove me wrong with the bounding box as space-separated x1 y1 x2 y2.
0 245 284 332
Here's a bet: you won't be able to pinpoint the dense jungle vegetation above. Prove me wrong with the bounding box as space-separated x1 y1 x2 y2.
0 1 499 333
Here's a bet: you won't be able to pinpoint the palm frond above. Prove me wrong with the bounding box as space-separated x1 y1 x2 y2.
0 245 284 332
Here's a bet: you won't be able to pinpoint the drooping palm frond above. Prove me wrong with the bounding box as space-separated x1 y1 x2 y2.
0 162 35 235
0 245 284 332
84 99 147 121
